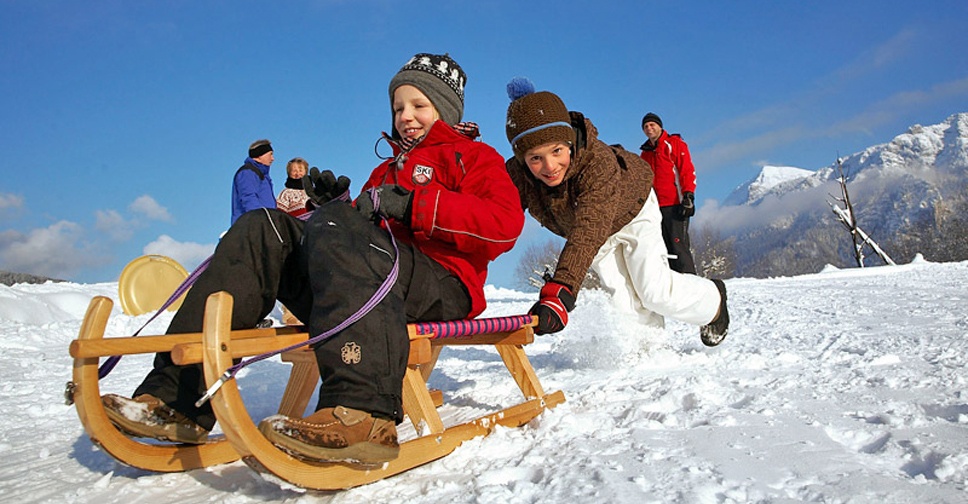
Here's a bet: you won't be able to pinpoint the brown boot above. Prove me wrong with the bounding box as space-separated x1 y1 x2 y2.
258 405 399 464
102 393 209 444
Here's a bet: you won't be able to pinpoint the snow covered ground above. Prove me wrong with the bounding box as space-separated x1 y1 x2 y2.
1 256 967 503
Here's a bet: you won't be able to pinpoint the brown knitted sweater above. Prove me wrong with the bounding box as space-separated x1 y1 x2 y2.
506 113 654 296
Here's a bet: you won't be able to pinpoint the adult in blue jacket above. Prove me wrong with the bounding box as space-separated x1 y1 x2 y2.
231 139 277 224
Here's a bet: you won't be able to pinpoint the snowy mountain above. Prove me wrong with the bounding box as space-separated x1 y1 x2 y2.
3 259 968 502
699 112 968 277
722 165 816 207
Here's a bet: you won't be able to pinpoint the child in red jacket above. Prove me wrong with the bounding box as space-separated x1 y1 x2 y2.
102 53 523 465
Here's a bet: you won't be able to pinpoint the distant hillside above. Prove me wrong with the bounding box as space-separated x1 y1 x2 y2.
695 112 968 278
0 271 65 286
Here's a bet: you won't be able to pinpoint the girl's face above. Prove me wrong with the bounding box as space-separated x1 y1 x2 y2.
288 163 307 179
524 142 571 187
393 85 440 140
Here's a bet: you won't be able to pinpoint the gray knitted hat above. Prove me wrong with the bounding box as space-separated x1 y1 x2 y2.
388 53 466 128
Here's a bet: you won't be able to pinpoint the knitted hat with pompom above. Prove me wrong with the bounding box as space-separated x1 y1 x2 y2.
505 77 575 159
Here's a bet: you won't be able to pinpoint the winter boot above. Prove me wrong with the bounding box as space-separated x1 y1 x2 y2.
258 405 399 464
102 393 209 444
700 279 730 346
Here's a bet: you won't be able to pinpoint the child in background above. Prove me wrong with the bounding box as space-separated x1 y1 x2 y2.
275 157 311 217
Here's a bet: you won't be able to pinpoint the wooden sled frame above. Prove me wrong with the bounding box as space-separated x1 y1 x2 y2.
68 292 565 489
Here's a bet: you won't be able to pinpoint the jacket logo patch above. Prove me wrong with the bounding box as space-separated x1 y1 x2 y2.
341 342 362 365
412 164 434 185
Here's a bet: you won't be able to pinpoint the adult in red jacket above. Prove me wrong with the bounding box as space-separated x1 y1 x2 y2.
639 112 698 274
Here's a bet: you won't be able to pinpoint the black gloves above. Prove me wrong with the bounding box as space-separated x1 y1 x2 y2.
529 281 576 335
679 191 695 218
302 167 351 207
356 185 414 222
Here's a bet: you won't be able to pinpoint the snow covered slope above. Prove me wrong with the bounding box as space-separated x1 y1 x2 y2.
1 258 967 502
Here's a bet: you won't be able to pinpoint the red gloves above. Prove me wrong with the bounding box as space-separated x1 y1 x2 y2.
529 281 576 335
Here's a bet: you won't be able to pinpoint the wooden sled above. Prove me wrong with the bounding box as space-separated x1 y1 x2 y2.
68 292 564 489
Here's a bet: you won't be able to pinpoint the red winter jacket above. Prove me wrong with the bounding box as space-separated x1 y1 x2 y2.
639 130 697 207
361 121 524 317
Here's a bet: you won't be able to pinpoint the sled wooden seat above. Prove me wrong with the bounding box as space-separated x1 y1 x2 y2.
198 291 565 490
68 293 564 487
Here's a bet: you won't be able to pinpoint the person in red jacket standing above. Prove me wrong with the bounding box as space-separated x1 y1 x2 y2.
639 113 698 274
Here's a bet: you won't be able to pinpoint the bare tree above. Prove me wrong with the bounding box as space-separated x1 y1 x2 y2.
827 158 895 267
514 239 601 291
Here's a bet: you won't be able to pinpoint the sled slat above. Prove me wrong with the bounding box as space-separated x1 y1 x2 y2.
69 326 305 359
170 333 309 365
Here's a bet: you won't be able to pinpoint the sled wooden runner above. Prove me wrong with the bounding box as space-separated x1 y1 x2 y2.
198 291 565 490
68 296 241 472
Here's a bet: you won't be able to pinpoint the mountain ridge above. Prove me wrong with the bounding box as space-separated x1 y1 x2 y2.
697 112 968 277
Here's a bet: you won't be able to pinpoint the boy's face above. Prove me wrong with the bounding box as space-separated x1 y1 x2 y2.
524 141 571 187
393 85 439 141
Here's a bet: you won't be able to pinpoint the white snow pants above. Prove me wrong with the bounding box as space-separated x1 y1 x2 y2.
591 190 720 327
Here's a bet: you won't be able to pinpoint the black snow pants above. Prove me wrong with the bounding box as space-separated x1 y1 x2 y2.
659 205 697 275
134 202 471 429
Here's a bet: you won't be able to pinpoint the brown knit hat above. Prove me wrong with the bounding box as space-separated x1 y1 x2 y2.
505 77 575 159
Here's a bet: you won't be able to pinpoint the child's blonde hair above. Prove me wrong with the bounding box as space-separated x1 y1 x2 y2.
286 157 309 177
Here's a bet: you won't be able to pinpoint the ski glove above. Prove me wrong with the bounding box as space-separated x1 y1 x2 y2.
302 167 351 208
529 281 576 335
679 191 696 218
356 185 414 223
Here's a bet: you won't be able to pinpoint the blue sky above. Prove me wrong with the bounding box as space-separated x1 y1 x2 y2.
2 1 967 289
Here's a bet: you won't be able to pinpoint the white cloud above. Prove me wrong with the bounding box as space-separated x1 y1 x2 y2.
694 179 841 235
0 193 24 210
129 195 173 222
94 209 135 241
143 235 215 272
0 221 108 278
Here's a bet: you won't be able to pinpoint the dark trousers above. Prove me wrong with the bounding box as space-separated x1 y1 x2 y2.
134 203 470 428
659 205 697 275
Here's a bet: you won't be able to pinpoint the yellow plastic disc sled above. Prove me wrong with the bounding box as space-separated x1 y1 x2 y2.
117 255 190 315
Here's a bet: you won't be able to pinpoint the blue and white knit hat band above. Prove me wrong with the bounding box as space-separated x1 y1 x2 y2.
510 121 573 152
